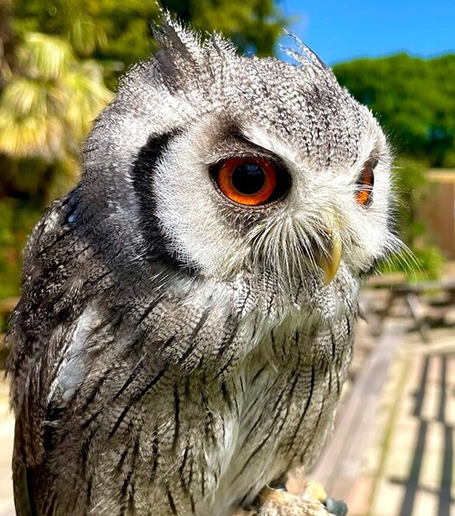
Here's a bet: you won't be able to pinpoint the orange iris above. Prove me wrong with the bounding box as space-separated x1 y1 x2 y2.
216 157 277 206
356 163 375 206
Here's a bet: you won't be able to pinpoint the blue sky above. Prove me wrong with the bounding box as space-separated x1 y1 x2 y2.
278 0 455 64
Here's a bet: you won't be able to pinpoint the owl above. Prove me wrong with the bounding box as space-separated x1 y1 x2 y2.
7 15 398 516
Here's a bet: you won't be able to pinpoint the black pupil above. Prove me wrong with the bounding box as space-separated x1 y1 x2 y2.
231 163 266 195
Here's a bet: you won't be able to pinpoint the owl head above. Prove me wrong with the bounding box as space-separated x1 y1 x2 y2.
79 15 398 318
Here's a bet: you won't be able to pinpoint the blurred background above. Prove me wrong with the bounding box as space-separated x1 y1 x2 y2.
0 1 454 515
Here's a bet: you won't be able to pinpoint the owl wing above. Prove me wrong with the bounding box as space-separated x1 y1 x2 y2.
7 186 246 516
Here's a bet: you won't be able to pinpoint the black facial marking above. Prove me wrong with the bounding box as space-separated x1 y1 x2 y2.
132 130 200 274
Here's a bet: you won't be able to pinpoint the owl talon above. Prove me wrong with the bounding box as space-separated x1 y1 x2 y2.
243 482 348 516
243 486 330 516
302 481 348 516
301 480 327 504
323 498 348 516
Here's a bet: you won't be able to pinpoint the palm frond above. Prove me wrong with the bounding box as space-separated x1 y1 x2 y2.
18 33 74 81
0 34 112 164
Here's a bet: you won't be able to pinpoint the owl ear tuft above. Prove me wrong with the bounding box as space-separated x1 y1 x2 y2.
152 12 205 91
151 11 236 93
280 30 337 82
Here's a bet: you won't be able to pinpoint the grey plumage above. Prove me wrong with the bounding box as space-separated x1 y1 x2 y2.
7 15 398 516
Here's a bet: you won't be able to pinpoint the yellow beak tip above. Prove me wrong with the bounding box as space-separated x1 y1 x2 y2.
323 269 337 286
319 234 342 286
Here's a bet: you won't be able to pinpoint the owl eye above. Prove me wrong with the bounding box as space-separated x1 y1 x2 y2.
356 160 376 207
213 157 288 206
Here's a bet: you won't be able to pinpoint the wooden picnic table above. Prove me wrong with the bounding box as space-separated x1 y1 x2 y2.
368 279 455 342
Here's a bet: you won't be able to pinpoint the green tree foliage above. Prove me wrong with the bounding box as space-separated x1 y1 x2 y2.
11 0 107 57
333 54 455 168
13 0 286 87
0 32 112 201
0 33 112 161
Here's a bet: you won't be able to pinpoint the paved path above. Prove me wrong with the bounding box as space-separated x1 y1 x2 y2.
346 326 455 516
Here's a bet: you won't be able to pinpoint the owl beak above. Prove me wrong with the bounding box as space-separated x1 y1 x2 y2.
319 231 342 286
